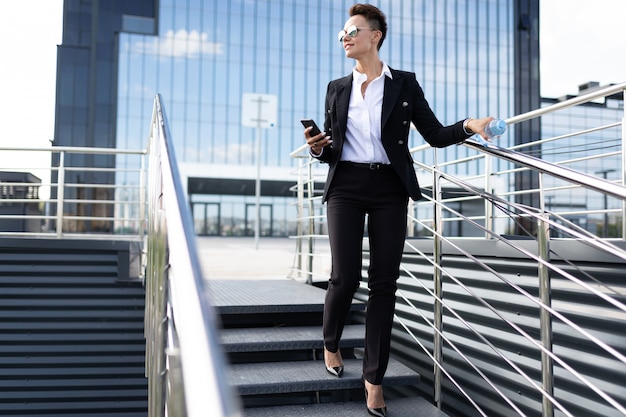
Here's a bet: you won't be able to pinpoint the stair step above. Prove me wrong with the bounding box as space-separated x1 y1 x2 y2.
0 400 148 413
0 252 117 263
221 324 365 353
0 298 144 308
0 321 144 331
0 413 146 417
0 355 145 366
0 332 144 343
0 310 144 319
244 396 450 417
0 276 122 285
0 388 147 401
231 358 419 396
0 377 147 389
0 366 145 378
207 279 364 315
0 264 118 274
0 344 145 354
0 287 145 297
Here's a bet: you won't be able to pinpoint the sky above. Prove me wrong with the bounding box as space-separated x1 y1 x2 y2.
0 0 63 186
0 0 624 173
539 0 626 98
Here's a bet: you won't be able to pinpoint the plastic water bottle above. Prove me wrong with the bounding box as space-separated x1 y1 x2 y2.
484 119 506 140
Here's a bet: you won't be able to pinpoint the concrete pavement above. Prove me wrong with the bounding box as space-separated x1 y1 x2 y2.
195 236 331 282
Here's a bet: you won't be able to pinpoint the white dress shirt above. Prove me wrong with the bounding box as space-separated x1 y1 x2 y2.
340 61 392 164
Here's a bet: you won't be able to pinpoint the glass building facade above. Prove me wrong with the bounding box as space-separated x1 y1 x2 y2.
57 0 534 237
115 0 518 236
53 0 157 233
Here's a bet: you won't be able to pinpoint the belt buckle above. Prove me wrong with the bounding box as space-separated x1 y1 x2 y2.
369 163 379 170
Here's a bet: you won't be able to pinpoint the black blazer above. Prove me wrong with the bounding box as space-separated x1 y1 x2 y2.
315 67 471 202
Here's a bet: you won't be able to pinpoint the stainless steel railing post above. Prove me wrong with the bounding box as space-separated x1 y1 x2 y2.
621 90 626 239
433 158 444 409
295 158 304 278
139 152 147 243
537 172 554 417
484 153 494 238
407 199 415 238
56 151 66 238
306 159 314 284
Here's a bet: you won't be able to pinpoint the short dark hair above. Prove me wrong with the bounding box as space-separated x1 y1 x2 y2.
349 3 387 50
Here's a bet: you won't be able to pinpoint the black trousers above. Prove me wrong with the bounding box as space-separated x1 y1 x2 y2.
323 162 409 385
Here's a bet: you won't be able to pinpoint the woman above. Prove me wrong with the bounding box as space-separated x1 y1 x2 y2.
304 4 493 416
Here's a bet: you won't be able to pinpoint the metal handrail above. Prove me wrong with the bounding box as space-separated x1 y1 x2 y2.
410 170 626 416
453 84 624 417
144 94 241 417
0 145 147 154
505 82 626 125
1 98 243 416
463 141 626 200
0 147 146 240
289 82 626 417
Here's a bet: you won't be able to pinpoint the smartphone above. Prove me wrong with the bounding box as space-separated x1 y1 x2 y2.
300 119 322 136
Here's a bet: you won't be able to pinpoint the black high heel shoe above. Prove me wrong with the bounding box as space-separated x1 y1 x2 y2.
323 348 344 377
325 363 344 377
363 377 387 417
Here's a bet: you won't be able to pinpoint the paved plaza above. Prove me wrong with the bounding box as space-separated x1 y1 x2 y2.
196 236 331 282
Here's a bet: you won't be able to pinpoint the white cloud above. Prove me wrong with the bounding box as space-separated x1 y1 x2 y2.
133 29 224 59
208 141 256 163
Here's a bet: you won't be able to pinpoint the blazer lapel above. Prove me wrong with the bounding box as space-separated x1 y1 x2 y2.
381 70 403 129
334 74 352 146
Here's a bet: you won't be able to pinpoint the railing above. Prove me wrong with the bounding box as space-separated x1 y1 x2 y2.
1 94 241 416
0 145 146 240
144 94 241 417
290 82 626 417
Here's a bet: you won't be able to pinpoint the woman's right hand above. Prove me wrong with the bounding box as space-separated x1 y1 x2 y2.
304 127 332 155
466 117 495 141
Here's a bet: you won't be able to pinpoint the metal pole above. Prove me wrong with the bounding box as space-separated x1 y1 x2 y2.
621 93 626 239
605 191 609 238
254 100 262 250
484 154 493 238
407 199 415 237
295 158 304 277
537 172 554 417
595 169 616 237
138 152 147 242
306 160 314 284
56 151 66 238
432 153 444 409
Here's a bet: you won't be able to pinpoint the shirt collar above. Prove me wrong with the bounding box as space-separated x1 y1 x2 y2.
352 61 393 83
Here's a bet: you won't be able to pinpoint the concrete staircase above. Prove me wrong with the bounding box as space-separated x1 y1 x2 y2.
0 238 147 417
209 279 450 417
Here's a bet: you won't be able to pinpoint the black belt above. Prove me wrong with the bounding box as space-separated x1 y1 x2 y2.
340 161 392 170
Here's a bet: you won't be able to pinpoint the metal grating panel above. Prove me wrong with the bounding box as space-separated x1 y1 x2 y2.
355 239 626 417
0 238 148 417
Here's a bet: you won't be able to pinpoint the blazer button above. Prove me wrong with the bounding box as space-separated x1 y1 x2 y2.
398 140 404 145
402 101 409 107
403 120 408 125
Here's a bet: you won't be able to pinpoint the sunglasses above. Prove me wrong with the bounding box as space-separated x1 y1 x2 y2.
337 25 376 42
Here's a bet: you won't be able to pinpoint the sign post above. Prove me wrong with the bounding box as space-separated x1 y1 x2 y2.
241 93 277 249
